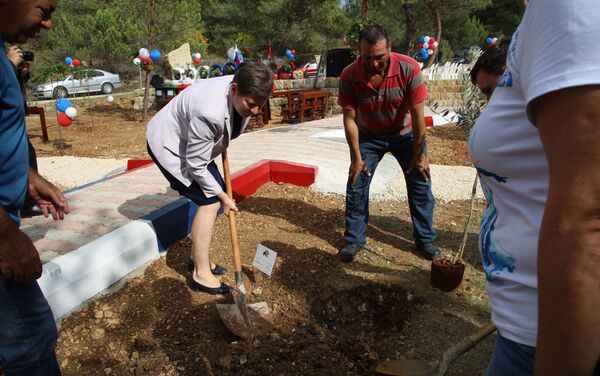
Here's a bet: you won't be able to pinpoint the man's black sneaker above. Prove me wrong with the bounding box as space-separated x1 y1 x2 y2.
416 242 441 260
339 243 364 262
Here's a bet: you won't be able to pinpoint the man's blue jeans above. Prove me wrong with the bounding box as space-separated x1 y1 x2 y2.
0 276 61 375
344 131 436 245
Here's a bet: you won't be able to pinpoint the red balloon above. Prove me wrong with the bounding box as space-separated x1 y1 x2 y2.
429 37 436 44
418 42 423 48
72 58 80 67
193 57 201 64
291 49 296 55
57 112 72 127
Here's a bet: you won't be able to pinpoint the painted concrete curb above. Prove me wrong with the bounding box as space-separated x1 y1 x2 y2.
40 159 317 320
39 220 160 319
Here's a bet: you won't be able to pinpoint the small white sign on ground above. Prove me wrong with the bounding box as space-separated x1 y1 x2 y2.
252 244 277 277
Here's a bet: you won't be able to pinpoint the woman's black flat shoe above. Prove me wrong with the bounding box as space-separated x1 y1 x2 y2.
187 259 228 275
188 279 232 295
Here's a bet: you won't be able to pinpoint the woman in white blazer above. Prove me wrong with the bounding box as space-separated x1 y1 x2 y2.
147 63 273 295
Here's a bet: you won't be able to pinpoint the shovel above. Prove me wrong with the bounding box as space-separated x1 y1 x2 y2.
216 151 275 339
375 323 496 376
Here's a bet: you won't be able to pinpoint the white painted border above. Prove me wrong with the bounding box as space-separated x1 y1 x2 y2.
38 220 160 319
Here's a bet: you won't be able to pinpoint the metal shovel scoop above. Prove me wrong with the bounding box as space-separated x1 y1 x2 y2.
375 323 496 376
216 151 274 339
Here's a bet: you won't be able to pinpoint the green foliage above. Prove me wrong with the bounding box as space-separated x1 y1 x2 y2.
437 38 453 64
476 0 523 37
24 0 522 74
444 16 488 50
33 0 205 64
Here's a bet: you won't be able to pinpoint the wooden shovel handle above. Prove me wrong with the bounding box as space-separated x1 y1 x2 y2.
435 323 496 375
222 151 243 274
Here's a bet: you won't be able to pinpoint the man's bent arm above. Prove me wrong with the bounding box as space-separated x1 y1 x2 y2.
408 101 427 159
343 109 361 162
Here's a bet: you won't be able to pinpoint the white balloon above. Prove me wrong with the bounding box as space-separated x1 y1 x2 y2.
424 36 431 43
492 37 498 43
427 49 434 56
139 48 149 58
65 107 77 119
423 42 429 49
107 95 114 103
433 41 439 48
227 47 236 60
133 57 141 65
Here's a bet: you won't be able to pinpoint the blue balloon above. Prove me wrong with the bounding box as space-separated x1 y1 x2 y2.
65 57 73 65
421 47 427 55
421 51 429 60
418 35 425 43
150 49 161 62
486 37 493 44
55 98 71 112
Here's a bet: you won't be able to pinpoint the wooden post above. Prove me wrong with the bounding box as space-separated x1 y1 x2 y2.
142 72 151 122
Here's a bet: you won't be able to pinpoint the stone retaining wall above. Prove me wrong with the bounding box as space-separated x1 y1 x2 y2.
269 75 464 117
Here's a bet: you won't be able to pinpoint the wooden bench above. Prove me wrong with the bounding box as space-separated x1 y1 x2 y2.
278 89 329 124
26 106 49 142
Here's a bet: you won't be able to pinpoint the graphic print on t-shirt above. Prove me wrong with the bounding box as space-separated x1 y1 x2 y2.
478 180 516 282
497 71 513 88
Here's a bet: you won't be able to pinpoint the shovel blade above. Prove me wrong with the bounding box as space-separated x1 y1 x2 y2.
375 360 437 376
216 301 274 339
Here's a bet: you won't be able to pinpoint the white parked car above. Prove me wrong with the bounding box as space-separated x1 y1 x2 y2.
32 69 122 99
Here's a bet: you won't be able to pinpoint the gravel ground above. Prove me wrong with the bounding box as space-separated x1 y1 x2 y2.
39 156 484 202
38 157 128 190
380 164 484 202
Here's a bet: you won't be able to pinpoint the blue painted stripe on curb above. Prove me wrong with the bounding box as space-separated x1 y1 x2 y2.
142 197 198 251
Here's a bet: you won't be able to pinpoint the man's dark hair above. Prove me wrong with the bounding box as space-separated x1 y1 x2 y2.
232 63 273 102
470 37 511 85
359 25 389 46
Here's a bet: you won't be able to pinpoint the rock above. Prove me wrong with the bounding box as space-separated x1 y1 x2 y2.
253 287 262 296
94 310 104 319
104 368 112 375
104 310 114 318
219 354 232 369
91 327 105 340
131 351 140 360
358 303 368 312
239 355 248 365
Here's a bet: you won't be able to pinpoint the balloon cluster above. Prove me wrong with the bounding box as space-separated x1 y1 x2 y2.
285 49 297 61
485 37 498 47
191 52 202 65
55 98 77 127
227 46 244 65
133 48 161 73
64 57 81 67
418 35 438 60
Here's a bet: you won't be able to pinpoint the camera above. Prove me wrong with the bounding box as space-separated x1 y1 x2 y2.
22 50 34 62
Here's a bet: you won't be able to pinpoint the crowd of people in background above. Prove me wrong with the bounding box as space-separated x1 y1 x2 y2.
1 0 598 375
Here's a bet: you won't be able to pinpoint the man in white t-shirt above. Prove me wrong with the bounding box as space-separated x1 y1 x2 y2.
469 0 600 374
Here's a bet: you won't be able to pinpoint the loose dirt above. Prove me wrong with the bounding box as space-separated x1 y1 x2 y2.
55 183 492 376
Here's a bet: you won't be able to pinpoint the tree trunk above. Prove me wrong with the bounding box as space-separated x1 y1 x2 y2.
424 0 442 69
142 72 151 122
362 0 368 21
403 2 417 56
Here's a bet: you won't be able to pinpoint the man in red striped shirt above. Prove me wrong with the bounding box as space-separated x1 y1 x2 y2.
338 25 439 262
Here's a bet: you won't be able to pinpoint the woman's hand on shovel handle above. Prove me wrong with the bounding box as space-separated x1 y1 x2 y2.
218 192 238 215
